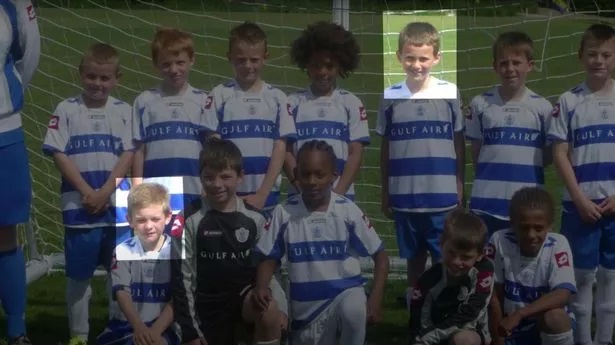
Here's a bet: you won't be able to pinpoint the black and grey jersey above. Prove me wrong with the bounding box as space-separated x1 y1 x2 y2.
170 197 266 343
408 258 495 345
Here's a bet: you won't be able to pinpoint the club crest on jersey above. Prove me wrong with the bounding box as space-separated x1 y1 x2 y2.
505 114 514 126
248 105 257 115
311 227 322 238
555 251 570 267
417 105 425 116
170 215 184 238
92 122 102 132
551 103 560 118
359 106 368 121
205 96 213 110
318 108 326 118
602 109 609 120
27 4 36 20
235 227 250 243
48 115 59 129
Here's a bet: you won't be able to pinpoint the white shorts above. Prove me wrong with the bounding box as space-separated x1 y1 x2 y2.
291 286 367 345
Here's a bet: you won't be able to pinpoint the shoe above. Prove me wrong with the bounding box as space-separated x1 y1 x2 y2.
8 336 32 345
68 337 87 345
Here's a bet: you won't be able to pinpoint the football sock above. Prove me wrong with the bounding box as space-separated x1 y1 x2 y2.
595 266 615 345
571 269 595 345
0 248 26 338
540 330 573 345
66 278 91 338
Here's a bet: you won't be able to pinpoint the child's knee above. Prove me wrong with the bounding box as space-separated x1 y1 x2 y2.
538 308 571 333
449 330 481 345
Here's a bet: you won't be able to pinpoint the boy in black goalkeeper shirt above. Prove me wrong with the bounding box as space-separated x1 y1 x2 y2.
409 209 494 345
171 139 286 345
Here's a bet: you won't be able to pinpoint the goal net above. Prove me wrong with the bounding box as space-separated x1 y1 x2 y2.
20 0 614 282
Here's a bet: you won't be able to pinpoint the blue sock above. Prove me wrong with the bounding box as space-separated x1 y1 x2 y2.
0 248 27 338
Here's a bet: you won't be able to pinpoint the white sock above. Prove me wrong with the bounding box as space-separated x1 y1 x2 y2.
66 278 92 338
540 330 573 345
406 286 414 312
571 269 595 345
595 266 615 345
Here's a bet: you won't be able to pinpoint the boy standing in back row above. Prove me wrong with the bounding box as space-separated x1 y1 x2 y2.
378 22 465 309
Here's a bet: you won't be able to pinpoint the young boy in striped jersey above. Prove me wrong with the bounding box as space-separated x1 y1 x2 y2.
201 22 296 215
97 183 179 345
548 23 615 345
377 21 465 309
42 43 134 345
284 21 370 200
132 27 207 207
488 187 575 345
254 140 389 345
465 31 552 234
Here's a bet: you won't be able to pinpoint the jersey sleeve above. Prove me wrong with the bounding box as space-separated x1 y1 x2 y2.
42 102 69 156
375 98 389 137
415 259 495 344
170 212 204 343
486 232 503 284
15 0 40 89
451 89 464 132
132 95 146 143
119 103 134 152
465 96 483 141
255 205 287 260
345 93 370 144
547 94 570 143
549 236 577 294
347 203 384 257
201 85 222 134
539 99 554 146
275 89 297 141
110 248 132 300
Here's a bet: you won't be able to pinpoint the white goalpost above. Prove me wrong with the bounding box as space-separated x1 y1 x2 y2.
19 0 615 285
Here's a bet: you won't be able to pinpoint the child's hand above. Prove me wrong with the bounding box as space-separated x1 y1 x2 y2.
83 190 110 215
133 324 157 345
599 196 615 215
498 311 523 337
243 192 266 210
366 295 383 325
251 286 272 312
279 311 288 331
575 197 602 223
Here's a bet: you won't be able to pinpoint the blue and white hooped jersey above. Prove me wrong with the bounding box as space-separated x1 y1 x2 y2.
547 81 615 212
287 88 370 199
255 192 384 330
383 77 458 100
132 85 207 205
42 95 133 228
105 235 172 334
466 87 552 219
376 95 464 212
0 0 40 146
202 80 297 210
487 230 576 337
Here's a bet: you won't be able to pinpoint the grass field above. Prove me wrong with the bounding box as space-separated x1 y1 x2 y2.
1 4 614 344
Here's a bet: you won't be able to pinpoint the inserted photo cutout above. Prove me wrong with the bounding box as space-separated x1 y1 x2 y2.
382 10 458 99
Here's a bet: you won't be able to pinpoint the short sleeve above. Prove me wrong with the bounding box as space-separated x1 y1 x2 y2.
547 94 570 143
201 85 222 133
255 205 287 260
486 233 503 284
15 0 40 89
132 96 145 143
539 99 554 146
345 93 370 144
119 103 134 152
465 96 483 141
375 98 390 137
347 203 384 257
549 236 577 294
451 89 464 132
110 249 132 300
42 103 69 156
275 90 296 140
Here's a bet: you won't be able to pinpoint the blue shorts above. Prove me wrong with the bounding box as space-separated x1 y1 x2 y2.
65 226 131 280
560 211 615 269
394 211 447 261
0 141 31 226
476 213 510 236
